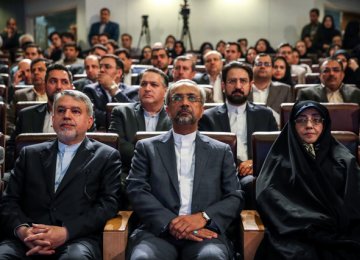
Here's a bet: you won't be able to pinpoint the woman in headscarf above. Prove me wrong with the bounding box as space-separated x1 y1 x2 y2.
256 100 360 259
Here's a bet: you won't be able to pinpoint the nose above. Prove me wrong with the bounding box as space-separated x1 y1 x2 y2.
64 108 72 118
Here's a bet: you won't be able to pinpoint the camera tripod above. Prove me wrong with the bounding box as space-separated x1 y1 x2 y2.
137 15 151 49
180 1 193 50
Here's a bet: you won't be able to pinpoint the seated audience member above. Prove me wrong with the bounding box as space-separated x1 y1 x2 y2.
254 38 275 54
225 42 242 64
105 39 118 54
98 32 110 45
151 46 173 81
14 58 49 103
238 38 248 56
56 42 84 66
11 58 32 86
172 55 196 82
173 40 186 58
90 44 108 57
198 42 214 64
244 47 257 66
342 20 360 50
215 39 226 57
249 53 292 123
121 33 141 58
326 43 341 57
46 31 63 62
198 61 278 207
73 55 100 92
334 49 360 87
256 100 360 259
291 49 312 73
297 57 360 105
114 48 133 86
277 43 308 84
88 7 119 45
303 35 318 55
313 14 341 54
164 34 176 51
194 50 224 102
108 67 172 175
23 43 43 61
295 40 310 59
139 45 152 65
0 90 121 259
83 54 135 130
127 79 244 260
272 56 294 87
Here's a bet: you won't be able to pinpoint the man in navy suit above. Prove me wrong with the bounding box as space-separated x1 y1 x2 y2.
199 62 277 207
88 7 120 45
0 90 121 259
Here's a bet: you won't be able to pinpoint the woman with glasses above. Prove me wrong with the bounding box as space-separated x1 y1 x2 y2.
255 100 360 259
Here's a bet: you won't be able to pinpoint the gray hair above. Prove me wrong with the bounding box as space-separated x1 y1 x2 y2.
165 79 206 106
53 90 94 117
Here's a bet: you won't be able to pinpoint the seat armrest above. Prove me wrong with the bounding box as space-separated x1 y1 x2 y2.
103 211 133 260
241 210 265 260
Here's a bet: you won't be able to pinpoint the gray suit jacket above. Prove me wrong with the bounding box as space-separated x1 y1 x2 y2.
108 102 172 173
248 81 293 113
127 130 243 236
198 102 278 160
13 87 37 103
297 84 360 105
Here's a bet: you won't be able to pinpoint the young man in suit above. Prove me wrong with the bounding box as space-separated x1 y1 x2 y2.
297 57 360 105
0 90 121 259
127 79 243 259
198 61 278 207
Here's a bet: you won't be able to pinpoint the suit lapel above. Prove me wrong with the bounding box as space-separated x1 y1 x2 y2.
217 104 231 131
266 83 277 107
246 103 255 158
192 133 209 196
320 87 329 102
156 107 170 130
156 131 180 199
55 138 94 196
40 140 58 198
134 103 146 130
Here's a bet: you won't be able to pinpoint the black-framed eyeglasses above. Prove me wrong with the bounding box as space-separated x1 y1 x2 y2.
171 94 202 103
254 61 272 67
294 117 324 126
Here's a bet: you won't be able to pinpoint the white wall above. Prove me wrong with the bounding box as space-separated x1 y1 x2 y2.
24 0 358 51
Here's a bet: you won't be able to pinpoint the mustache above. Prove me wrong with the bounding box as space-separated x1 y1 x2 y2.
176 107 192 115
231 89 244 95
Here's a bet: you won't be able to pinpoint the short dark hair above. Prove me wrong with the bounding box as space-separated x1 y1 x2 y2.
222 61 253 83
100 7 110 14
226 42 241 52
121 33 132 40
61 32 75 41
321 57 344 72
91 44 108 53
101 54 124 71
114 48 131 59
173 55 195 71
31 58 50 71
310 8 320 16
277 42 293 53
63 42 79 51
45 63 73 83
24 43 43 55
151 47 169 58
48 31 60 41
139 67 169 87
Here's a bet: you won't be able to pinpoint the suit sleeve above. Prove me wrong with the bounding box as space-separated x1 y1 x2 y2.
83 87 107 130
126 141 178 236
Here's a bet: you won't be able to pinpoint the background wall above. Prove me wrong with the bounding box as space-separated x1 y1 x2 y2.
7 0 359 50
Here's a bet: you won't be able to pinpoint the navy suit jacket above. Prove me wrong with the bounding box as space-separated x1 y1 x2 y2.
83 82 136 130
88 21 120 44
198 102 278 160
0 137 121 242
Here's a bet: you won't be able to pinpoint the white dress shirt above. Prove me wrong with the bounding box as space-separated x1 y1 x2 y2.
143 109 160 131
42 110 55 133
173 130 196 215
252 83 270 104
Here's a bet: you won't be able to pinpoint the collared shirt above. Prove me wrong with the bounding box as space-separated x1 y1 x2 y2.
99 23 106 34
55 141 82 191
227 102 248 161
42 109 55 133
323 84 344 103
173 130 196 215
123 72 132 86
210 74 223 103
252 83 270 104
32 87 48 102
143 109 160 131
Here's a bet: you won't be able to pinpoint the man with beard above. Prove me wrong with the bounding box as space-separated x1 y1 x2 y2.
0 90 121 259
6 64 75 171
127 79 243 259
297 57 360 105
151 46 173 82
199 61 277 208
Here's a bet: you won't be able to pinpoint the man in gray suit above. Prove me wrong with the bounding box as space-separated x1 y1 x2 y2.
108 67 172 175
297 57 360 105
248 53 293 124
127 79 243 259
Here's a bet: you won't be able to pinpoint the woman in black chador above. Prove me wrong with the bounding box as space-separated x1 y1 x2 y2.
256 100 360 259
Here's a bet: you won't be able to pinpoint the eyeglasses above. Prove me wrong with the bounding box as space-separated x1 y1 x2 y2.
294 117 324 126
171 94 202 103
321 67 342 73
226 78 249 85
254 61 272 67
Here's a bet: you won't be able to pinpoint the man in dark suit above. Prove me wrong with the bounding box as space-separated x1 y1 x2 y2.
0 90 121 259
248 53 293 124
88 7 119 45
83 54 136 130
108 67 172 175
198 62 277 207
6 64 76 171
127 79 243 259
297 57 360 105
73 55 100 92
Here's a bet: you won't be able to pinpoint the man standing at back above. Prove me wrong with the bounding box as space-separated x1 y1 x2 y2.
88 7 120 45
0 90 121 259
301 8 321 41
127 79 243 259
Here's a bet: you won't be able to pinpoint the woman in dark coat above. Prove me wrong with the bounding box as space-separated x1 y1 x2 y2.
256 100 360 259
313 15 341 54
